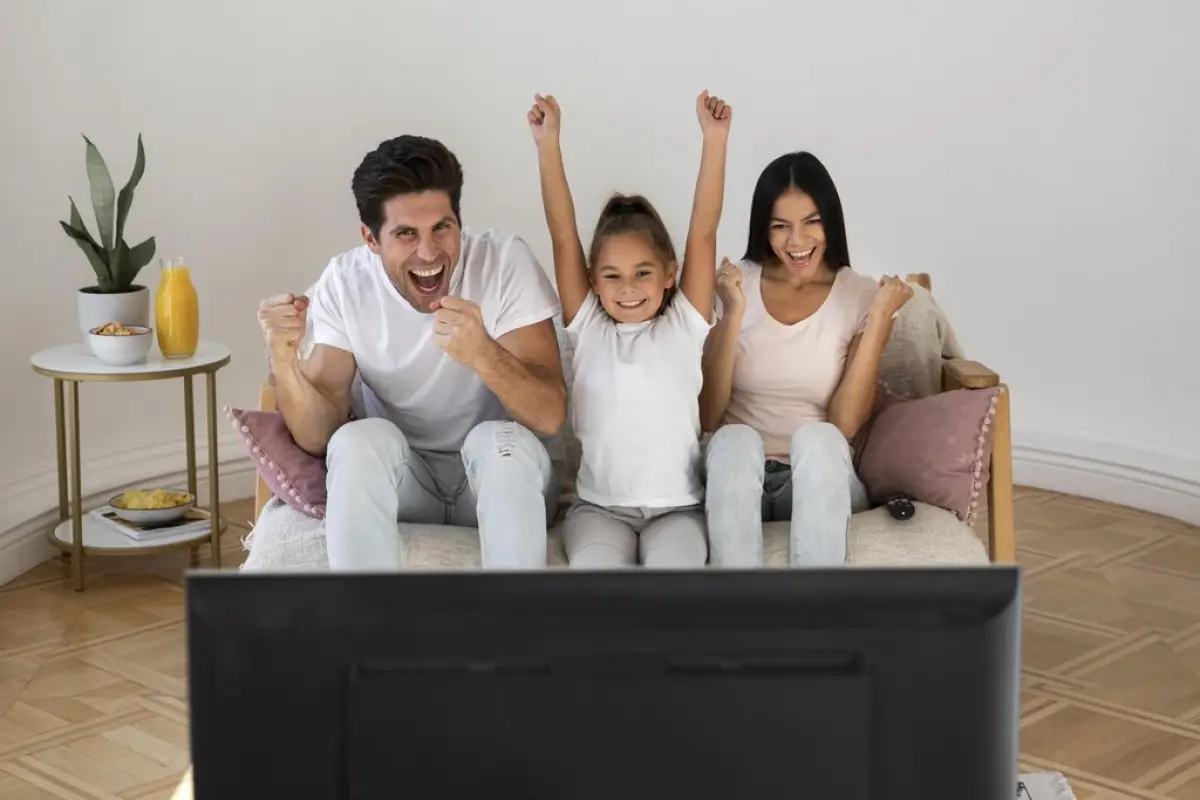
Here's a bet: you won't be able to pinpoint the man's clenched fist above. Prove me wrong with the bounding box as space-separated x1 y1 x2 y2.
258 293 308 361
431 296 493 369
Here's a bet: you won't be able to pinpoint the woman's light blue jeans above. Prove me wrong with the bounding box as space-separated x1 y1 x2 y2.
704 423 869 567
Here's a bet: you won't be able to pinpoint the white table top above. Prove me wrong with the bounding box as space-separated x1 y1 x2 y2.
31 341 231 380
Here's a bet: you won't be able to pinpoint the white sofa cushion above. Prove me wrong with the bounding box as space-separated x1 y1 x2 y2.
240 499 987 572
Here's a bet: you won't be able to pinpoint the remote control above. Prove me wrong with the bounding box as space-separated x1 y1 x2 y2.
884 493 915 521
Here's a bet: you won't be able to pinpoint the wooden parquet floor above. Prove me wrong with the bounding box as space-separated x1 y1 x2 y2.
0 489 1198 798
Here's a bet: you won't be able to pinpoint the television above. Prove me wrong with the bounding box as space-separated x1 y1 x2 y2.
186 567 1021 798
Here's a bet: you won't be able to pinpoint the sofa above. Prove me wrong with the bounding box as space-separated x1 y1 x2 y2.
236 273 1014 571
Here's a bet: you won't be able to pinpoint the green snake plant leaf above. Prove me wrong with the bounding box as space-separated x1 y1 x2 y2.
114 134 146 258
68 196 90 241
60 221 116 290
83 135 116 255
67 195 111 286
122 236 157 282
109 238 126 290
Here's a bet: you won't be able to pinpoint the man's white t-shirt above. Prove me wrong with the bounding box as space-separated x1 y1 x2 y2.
306 228 560 453
566 291 712 509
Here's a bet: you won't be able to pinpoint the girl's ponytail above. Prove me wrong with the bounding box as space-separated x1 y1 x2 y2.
588 193 677 268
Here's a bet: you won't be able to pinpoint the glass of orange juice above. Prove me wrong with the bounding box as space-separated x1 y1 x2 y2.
156 257 200 358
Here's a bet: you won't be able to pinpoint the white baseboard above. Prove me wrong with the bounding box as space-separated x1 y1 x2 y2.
0 431 255 587
1013 428 1200 526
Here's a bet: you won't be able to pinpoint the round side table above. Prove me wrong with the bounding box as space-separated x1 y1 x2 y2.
30 341 232 591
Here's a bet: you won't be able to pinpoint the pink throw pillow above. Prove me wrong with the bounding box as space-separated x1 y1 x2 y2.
225 407 327 518
854 387 1000 522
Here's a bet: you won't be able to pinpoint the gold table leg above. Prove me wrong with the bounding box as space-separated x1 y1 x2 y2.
54 380 67 520
184 377 200 567
54 380 69 565
206 371 222 568
66 381 84 591
184 376 198 498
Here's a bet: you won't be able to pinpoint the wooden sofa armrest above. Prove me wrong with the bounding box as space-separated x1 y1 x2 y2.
906 272 932 291
982 385 1014 564
253 379 277 522
259 378 277 412
942 359 999 390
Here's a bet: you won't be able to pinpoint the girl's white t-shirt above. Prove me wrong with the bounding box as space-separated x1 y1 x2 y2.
565 291 712 508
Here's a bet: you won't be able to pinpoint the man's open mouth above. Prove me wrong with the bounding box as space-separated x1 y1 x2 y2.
616 299 647 309
409 264 447 296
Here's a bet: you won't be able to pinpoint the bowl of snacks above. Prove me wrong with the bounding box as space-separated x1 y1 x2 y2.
109 488 195 526
88 322 153 366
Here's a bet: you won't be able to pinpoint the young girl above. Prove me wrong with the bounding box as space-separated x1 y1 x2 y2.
527 90 731 568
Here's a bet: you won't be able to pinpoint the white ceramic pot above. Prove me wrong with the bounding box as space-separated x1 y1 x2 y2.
77 286 150 352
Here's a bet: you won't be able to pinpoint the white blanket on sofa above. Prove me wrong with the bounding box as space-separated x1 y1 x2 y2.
240 496 988 572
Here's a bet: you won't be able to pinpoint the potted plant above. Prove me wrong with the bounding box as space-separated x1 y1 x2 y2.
59 134 157 348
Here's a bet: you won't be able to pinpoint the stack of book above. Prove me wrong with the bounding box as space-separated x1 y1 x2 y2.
90 506 212 543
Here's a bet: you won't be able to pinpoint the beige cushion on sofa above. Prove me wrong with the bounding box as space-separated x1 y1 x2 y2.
875 283 965 400
241 499 987 572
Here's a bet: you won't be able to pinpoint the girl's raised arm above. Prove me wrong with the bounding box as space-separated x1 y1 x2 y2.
528 94 590 326
680 91 732 322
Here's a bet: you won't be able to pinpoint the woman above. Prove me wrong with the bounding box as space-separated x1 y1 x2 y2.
700 151 913 567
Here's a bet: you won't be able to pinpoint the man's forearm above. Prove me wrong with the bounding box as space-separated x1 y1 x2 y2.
271 355 345 456
473 339 566 436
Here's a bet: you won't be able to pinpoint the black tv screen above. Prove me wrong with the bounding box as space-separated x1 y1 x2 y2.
187 567 1020 799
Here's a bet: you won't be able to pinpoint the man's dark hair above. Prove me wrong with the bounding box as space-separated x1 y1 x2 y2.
351 135 464 238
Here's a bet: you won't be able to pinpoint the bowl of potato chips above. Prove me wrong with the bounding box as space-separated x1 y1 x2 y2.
109 488 195 526
88 322 153 366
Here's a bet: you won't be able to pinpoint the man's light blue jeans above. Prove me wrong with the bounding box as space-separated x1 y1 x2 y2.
323 417 556 570
704 423 869 567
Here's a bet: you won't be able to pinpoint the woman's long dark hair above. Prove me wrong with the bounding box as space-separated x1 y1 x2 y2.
742 152 850 270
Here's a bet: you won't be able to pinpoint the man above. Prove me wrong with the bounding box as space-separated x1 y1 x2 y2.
258 135 566 570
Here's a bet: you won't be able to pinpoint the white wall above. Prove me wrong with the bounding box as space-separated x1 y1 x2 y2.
1 0 1197 575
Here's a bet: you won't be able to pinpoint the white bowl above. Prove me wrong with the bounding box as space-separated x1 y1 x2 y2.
109 491 195 527
88 325 153 366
